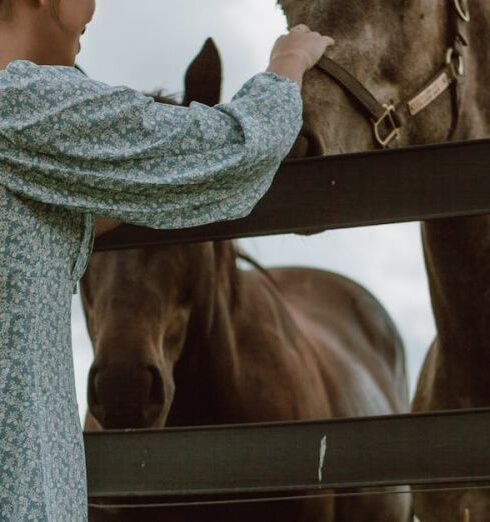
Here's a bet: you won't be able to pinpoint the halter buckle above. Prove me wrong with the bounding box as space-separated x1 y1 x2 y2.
453 0 470 22
446 47 465 76
372 104 400 148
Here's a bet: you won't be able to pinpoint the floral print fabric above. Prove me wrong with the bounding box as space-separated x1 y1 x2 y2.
0 60 302 520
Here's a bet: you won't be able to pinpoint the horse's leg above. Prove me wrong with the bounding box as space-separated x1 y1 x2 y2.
412 216 490 520
415 216 490 411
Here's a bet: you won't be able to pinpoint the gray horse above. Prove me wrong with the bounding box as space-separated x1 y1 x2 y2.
278 0 490 520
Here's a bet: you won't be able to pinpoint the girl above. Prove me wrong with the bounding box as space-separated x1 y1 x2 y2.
0 0 333 520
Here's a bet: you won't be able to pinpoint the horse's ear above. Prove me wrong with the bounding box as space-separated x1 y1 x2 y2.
182 37 222 107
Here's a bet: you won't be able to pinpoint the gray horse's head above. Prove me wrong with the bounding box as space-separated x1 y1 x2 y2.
278 0 486 155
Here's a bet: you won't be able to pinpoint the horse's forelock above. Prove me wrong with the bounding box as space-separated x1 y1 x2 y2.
213 241 241 309
145 90 182 106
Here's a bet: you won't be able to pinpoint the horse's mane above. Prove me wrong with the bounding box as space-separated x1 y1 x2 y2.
236 250 278 288
150 91 182 106
214 241 280 310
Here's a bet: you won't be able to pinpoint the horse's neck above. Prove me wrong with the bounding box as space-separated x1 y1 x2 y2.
213 240 241 309
170 242 295 425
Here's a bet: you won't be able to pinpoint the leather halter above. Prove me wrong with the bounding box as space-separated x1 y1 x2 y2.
313 0 470 148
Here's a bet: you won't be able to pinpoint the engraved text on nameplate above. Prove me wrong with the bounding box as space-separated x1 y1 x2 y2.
407 72 451 116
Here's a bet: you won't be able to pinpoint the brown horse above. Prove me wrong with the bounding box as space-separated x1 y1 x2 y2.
277 0 490 520
80 39 411 521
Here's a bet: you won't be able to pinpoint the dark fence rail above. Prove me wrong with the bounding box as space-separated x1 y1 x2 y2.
95 139 490 251
86 408 490 499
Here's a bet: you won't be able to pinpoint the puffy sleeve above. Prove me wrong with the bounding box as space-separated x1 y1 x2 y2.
0 61 302 229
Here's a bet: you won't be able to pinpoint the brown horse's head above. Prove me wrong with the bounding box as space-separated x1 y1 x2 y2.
81 239 240 429
279 0 488 156
80 39 233 430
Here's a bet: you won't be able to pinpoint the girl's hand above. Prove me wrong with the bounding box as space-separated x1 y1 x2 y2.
269 24 335 72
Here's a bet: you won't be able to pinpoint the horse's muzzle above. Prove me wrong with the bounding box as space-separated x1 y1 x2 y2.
87 362 165 429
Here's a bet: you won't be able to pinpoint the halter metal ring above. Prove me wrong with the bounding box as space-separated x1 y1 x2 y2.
372 104 400 148
453 0 470 22
446 48 465 76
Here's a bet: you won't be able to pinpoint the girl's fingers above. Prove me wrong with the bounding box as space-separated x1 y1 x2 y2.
289 25 335 47
290 24 310 33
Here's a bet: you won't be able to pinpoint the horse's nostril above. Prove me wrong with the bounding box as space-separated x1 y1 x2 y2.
148 366 163 403
145 365 165 421
87 363 165 428
87 365 99 407
87 365 107 425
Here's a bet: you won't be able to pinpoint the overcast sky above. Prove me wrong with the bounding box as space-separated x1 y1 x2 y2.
71 0 436 424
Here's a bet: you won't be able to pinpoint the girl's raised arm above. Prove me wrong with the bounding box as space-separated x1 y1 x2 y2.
0 61 302 231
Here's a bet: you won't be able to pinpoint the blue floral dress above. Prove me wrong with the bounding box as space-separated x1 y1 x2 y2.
0 60 302 521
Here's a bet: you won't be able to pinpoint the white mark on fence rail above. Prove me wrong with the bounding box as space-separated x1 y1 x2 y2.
318 435 328 482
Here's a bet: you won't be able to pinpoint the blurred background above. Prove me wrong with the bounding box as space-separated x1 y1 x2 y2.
73 0 436 424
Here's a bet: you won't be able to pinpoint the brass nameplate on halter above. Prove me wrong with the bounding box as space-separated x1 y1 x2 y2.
407 72 451 116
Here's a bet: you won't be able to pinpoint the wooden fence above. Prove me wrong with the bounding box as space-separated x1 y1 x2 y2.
86 138 490 507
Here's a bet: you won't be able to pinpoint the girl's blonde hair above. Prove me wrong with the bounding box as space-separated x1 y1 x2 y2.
0 0 60 21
